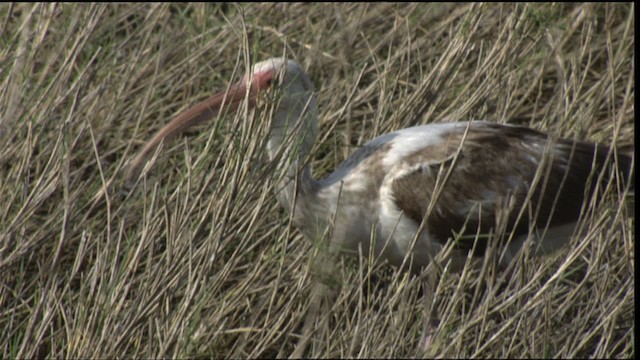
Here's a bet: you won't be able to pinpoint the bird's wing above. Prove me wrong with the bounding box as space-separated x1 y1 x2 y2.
388 122 630 253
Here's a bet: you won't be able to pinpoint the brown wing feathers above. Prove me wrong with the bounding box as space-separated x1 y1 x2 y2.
392 124 633 253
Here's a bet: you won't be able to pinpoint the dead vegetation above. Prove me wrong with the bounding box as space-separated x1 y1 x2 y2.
0 3 634 358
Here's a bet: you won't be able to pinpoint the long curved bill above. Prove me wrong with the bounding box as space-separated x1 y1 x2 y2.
125 81 252 186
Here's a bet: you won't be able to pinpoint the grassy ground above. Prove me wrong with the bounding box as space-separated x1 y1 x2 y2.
0 3 634 358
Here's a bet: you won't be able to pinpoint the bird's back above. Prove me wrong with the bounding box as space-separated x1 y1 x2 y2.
315 121 634 268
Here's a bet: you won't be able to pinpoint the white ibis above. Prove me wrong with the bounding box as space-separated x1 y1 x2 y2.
127 57 633 273
126 57 633 354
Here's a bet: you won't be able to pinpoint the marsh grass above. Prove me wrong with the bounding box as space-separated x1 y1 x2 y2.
0 3 634 358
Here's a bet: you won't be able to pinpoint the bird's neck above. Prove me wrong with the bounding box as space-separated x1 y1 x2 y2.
266 105 320 224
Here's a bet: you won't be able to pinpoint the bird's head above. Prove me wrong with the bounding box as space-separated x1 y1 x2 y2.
248 58 318 160
204 58 317 111
247 58 316 106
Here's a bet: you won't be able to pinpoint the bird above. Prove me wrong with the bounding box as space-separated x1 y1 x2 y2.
126 57 634 273
125 58 633 355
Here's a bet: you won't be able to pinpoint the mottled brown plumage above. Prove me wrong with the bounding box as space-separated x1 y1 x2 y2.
391 123 633 256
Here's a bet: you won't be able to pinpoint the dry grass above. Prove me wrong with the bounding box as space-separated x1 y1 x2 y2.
0 3 634 358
